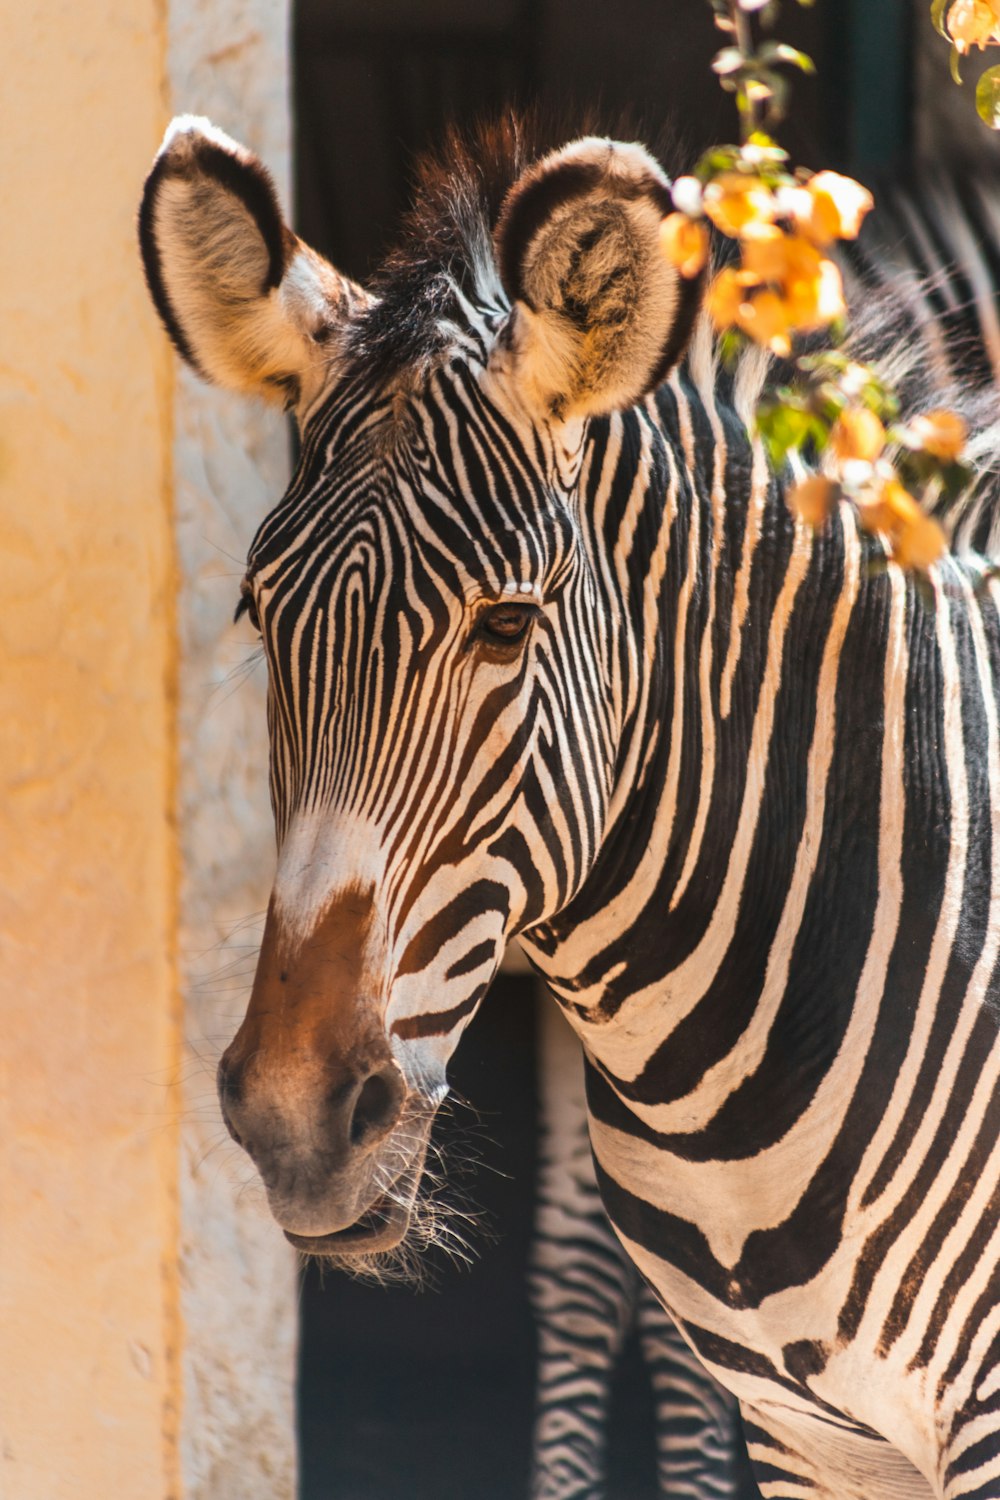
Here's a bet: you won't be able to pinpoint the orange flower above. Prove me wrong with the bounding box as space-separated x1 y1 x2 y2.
946 0 1000 52
736 289 792 355
893 511 947 571
796 172 874 245
660 213 710 279
703 173 777 237
910 409 968 462
789 475 837 528
783 257 846 332
829 408 886 464
740 226 824 286
706 266 752 329
858 479 946 571
861 478 922 534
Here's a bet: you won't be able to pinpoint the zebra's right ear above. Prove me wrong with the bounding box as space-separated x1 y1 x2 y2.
492 137 704 421
139 117 370 405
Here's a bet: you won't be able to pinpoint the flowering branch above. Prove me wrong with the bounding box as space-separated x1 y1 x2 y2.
658 0 972 575
932 0 1000 125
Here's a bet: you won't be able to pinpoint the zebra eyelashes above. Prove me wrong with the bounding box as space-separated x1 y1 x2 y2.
234 584 261 633
472 600 540 649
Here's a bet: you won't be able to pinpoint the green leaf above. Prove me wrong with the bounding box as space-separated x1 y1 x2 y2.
864 552 890 582
718 329 746 368
755 397 827 470
694 144 743 181
950 44 963 84
939 459 976 499
759 42 817 73
745 130 784 151
977 65 1000 126
930 0 950 38
827 313 849 346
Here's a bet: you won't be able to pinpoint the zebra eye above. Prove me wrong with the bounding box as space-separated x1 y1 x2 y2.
234 585 261 634
477 602 537 644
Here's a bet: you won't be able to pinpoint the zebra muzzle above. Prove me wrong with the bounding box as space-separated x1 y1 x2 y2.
217 891 427 1247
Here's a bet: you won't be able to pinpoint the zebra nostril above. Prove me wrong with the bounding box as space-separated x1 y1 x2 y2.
349 1069 403 1147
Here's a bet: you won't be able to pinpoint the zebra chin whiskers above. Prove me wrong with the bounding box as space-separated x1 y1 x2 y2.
313 1095 495 1288
309 1183 483 1290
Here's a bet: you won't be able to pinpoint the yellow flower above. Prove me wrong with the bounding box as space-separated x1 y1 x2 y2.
829 408 886 464
783 257 846 332
910 409 968 462
706 266 753 329
893 511 947 571
789 475 837 528
946 0 1000 52
858 479 946 571
660 213 709 279
797 171 874 245
703 173 777 237
740 226 824 286
861 478 922 534
736 289 792 355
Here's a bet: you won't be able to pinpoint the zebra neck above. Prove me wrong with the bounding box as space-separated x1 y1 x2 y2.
522 365 878 1067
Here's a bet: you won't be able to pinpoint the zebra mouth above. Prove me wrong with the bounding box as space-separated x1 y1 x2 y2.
283 1169 416 1256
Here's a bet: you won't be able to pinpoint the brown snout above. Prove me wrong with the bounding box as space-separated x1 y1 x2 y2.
218 887 422 1247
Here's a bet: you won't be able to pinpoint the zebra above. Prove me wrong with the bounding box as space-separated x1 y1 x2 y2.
525 179 1000 1500
531 995 755 1498
139 113 1000 1499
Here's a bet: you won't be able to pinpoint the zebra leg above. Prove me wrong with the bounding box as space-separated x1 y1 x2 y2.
530 995 639 1500
636 1286 759 1500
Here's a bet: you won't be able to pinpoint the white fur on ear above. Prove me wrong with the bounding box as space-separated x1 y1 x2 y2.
492 137 704 420
139 117 370 404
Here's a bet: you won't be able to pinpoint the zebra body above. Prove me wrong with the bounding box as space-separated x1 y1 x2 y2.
140 116 1000 1498
514 367 1000 1500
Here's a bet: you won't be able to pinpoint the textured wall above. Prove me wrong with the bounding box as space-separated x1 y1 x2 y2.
0 4 298 1496
165 6 299 1498
0 4 179 1498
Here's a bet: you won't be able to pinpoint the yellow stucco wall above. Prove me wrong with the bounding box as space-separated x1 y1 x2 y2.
0 6 180 1498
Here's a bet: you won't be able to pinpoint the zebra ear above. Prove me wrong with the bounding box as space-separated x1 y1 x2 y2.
492 138 704 420
139 117 369 405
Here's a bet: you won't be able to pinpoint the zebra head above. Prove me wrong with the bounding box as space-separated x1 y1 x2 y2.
140 117 702 1261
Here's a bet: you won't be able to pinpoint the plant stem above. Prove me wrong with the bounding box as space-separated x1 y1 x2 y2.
728 0 762 140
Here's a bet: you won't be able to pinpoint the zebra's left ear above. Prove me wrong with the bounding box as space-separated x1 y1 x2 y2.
492 138 704 420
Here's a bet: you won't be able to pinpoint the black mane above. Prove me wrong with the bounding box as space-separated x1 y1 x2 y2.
343 108 673 385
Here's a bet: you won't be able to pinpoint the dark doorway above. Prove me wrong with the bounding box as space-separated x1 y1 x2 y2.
297 973 540 1500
